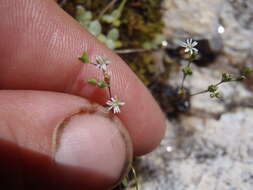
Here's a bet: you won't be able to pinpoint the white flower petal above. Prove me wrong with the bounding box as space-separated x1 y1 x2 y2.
106 96 125 114
180 38 198 55
192 41 198 47
193 48 198 52
178 41 188 47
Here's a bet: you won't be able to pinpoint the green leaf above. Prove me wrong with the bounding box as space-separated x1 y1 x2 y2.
97 81 108 88
97 34 107 43
178 88 186 96
153 34 166 46
215 92 223 98
76 6 92 25
142 41 155 49
112 0 127 19
88 20 102 36
121 177 129 187
78 51 89 63
107 28 119 41
111 9 121 19
101 15 114 23
87 78 98 85
114 40 123 48
105 39 116 49
102 0 126 26
210 92 222 99
182 66 193 76
208 85 218 93
236 76 246 81
242 67 253 76
222 72 233 82
237 68 252 81
112 19 121 27
76 6 86 20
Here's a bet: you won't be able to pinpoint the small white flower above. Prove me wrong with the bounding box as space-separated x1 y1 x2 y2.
179 38 198 55
106 96 125 114
95 55 110 71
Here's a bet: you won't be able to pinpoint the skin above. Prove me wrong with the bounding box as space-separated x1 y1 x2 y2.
0 0 166 189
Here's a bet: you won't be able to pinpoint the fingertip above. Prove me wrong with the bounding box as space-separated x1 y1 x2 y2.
54 112 133 189
0 0 166 156
0 90 133 189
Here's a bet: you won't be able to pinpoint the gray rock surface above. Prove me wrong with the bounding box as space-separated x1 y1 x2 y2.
137 108 253 190
133 1 253 189
163 0 253 64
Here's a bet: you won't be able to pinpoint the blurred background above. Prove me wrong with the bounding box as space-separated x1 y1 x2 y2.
57 0 253 189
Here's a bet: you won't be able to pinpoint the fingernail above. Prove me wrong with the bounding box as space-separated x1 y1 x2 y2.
53 110 132 188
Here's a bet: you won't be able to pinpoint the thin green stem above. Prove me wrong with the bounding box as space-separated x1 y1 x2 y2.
187 61 192 67
215 81 223 86
181 75 187 90
190 89 209 96
180 62 192 90
190 81 224 96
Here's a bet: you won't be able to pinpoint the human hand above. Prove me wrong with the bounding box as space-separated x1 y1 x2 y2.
0 0 165 189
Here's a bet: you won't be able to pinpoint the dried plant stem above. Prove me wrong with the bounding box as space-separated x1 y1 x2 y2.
97 0 118 20
59 0 67 7
131 166 139 190
115 48 152 54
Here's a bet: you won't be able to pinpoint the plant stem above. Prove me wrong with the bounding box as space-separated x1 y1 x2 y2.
215 81 223 86
108 86 112 99
59 0 67 7
97 0 118 20
180 62 192 90
131 166 139 190
180 75 187 90
190 89 209 96
115 48 152 54
190 81 224 96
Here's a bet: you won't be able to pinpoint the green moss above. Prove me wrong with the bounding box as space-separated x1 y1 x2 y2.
124 52 155 85
60 0 165 85
120 0 164 48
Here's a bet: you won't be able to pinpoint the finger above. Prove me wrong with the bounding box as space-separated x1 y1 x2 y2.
0 90 133 190
0 0 165 155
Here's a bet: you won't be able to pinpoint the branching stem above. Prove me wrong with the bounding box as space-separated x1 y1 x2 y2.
190 81 224 96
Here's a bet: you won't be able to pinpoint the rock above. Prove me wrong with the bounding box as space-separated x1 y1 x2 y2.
163 0 223 39
163 0 253 65
137 108 253 190
220 0 253 64
135 1 253 190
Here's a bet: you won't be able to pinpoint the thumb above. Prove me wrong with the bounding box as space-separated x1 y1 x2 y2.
0 90 133 190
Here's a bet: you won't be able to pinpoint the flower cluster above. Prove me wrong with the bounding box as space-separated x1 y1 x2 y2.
178 38 199 96
179 38 253 98
179 38 198 56
79 52 125 114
